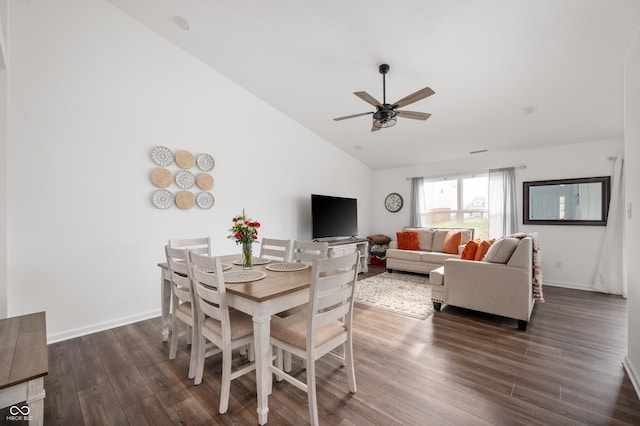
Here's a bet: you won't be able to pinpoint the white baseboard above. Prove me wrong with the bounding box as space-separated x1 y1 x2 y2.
624 356 640 400
543 280 596 292
47 309 161 344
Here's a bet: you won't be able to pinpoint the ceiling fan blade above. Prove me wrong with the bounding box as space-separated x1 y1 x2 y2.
392 87 435 108
354 91 382 107
371 125 381 132
396 110 432 120
334 111 374 121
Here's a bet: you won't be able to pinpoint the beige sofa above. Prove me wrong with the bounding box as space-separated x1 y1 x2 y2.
386 227 475 274
429 236 535 330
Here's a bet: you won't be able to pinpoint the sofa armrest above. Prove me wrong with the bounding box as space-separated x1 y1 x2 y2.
389 241 398 249
443 259 533 321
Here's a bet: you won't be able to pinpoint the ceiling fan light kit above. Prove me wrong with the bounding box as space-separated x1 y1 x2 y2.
334 63 434 132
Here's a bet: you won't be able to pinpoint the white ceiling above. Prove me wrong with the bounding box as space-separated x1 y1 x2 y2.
106 0 640 170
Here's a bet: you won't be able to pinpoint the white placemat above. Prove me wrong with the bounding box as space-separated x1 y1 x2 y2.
266 262 309 272
223 270 267 283
233 257 271 266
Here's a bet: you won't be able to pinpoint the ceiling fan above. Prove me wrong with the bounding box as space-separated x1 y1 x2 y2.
334 63 435 132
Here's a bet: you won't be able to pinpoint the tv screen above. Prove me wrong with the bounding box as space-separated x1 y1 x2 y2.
311 194 358 239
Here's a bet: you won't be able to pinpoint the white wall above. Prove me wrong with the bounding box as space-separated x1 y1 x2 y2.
624 25 640 397
7 0 373 341
0 0 7 319
372 138 622 291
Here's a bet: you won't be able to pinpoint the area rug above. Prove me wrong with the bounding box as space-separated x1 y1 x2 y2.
354 272 434 320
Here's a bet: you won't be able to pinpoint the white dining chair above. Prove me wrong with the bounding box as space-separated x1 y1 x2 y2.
189 252 256 414
291 240 329 265
168 236 211 255
270 252 359 426
165 245 198 379
259 237 292 262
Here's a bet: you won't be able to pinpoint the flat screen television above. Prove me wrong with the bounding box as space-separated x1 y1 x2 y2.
311 194 358 240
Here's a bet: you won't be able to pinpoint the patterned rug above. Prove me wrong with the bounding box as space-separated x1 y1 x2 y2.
354 272 434 320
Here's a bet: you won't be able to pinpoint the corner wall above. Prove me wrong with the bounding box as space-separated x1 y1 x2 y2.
0 0 8 319
623 24 640 398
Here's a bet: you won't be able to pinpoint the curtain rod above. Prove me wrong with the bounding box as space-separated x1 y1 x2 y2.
405 165 527 181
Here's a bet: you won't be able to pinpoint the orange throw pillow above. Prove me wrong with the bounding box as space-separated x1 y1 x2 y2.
397 231 420 250
442 231 462 254
461 240 478 260
475 239 494 261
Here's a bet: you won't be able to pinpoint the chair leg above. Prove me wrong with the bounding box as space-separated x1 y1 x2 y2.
219 349 232 414
345 338 357 393
306 356 319 426
275 348 284 382
187 324 198 379
284 350 292 372
169 318 179 360
194 336 206 385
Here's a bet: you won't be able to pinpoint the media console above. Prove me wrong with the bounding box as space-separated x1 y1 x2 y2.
325 238 369 273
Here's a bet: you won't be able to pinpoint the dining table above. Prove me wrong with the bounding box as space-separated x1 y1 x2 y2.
158 254 312 425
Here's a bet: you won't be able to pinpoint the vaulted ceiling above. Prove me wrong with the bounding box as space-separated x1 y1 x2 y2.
106 0 640 169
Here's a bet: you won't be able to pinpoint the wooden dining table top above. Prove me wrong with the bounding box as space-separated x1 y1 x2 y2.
158 254 313 303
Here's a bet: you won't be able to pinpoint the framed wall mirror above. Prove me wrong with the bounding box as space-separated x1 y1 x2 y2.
523 176 611 226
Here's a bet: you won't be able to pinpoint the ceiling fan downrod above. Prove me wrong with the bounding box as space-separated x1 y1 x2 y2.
379 63 390 105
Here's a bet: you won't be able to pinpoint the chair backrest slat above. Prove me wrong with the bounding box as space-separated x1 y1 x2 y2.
292 240 329 265
168 237 211 256
260 238 292 262
165 245 193 304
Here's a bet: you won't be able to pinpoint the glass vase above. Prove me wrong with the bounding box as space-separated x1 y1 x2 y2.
242 242 253 269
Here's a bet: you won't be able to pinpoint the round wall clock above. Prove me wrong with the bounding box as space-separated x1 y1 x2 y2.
385 193 403 212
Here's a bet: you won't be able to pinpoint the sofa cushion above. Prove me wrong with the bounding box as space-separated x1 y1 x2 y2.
461 240 478 260
475 239 494 261
484 237 520 264
442 231 462 254
416 229 435 251
421 251 460 264
386 248 424 262
397 231 419 250
432 230 450 252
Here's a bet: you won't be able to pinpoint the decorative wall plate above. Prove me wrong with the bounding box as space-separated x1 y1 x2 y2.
152 189 174 209
197 153 215 171
150 167 172 188
196 192 215 209
223 270 267 283
196 173 214 190
175 170 196 189
175 191 195 209
151 146 174 166
266 262 309 272
175 150 195 169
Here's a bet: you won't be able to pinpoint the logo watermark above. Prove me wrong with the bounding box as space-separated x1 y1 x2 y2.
5 405 33 422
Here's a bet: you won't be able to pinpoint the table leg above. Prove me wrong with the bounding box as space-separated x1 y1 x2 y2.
27 377 45 426
252 312 272 425
161 274 171 342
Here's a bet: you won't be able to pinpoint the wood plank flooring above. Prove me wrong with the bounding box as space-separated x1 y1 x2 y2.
5 266 640 425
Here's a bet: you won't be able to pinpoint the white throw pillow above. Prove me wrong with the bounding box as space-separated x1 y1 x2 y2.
431 230 450 252
483 237 520 264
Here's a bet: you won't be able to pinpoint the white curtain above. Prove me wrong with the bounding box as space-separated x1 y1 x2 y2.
488 167 518 239
410 177 425 227
593 155 626 296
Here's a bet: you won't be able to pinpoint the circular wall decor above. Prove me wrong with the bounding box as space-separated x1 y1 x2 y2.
196 173 214 190
384 192 404 212
175 170 196 189
175 150 195 169
151 146 174 166
175 191 195 209
196 192 215 209
196 153 215 171
152 189 174 209
150 167 172 188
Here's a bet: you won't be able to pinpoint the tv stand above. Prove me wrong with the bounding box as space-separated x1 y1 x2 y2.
326 238 369 273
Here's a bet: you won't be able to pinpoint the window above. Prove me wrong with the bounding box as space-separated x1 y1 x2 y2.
421 175 489 239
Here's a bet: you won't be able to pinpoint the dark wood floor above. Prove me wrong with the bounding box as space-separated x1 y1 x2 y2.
9 265 640 425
